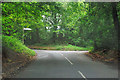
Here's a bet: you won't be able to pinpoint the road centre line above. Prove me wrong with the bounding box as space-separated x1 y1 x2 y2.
59 53 73 65
78 71 87 80
59 53 63 56
64 56 73 65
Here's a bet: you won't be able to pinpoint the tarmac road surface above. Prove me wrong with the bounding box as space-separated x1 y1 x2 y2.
15 50 118 79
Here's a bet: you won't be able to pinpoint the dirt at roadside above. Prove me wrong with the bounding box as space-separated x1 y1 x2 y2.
85 49 119 63
2 47 37 79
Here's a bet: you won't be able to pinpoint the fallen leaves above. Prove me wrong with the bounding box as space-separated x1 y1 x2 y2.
85 50 118 63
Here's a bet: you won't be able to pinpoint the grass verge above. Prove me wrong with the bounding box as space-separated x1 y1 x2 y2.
2 35 36 56
2 35 36 78
28 44 93 51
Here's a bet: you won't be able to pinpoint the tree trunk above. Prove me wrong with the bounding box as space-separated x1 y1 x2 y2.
111 2 120 51
94 40 98 51
36 28 40 43
52 13 57 43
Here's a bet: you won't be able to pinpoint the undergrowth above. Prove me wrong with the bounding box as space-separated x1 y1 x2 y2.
29 43 93 51
2 35 36 56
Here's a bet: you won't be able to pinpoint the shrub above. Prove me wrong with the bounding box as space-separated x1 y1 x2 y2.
2 35 36 56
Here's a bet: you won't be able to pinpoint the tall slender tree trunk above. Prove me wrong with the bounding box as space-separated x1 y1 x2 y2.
52 13 57 43
94 40 98 51
36 28 40 43
111 3 120 51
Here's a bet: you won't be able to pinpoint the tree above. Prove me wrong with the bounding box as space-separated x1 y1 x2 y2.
111 2 120 51
2 2 120 51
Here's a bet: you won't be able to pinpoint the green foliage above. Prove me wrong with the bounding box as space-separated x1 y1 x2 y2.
30 44 92 51
55 44 93 51
2 35 36 56
2 2 119 52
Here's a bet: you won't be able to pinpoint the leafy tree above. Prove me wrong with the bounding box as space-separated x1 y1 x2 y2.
2 2 120 51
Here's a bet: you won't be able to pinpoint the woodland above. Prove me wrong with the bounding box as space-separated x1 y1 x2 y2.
2 2 120 63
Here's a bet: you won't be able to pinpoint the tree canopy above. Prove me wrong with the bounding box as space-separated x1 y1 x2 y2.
2 2 120 51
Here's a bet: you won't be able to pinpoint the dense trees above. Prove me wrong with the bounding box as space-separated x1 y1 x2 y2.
2 2 120 51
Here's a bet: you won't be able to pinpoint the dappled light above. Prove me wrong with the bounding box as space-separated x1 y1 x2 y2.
2 2 119 79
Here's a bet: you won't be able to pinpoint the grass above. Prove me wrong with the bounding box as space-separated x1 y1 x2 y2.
29 43 93 51
2 35 36 56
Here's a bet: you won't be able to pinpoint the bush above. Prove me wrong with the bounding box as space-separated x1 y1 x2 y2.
29 44 93 51
2 35 36 56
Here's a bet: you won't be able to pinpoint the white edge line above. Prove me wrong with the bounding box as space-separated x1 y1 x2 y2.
78 71 87 80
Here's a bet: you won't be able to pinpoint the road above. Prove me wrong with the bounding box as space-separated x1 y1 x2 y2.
15 50 118 78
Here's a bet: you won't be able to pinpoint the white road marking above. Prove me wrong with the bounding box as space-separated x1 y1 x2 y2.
64 57 73 65
59 53 73 65
59 53 63 56
78 71 87 80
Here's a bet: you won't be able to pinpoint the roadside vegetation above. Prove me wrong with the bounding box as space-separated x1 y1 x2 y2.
2 35 36 78
28 44 93 51
3 35 36 56
2 2 120 78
